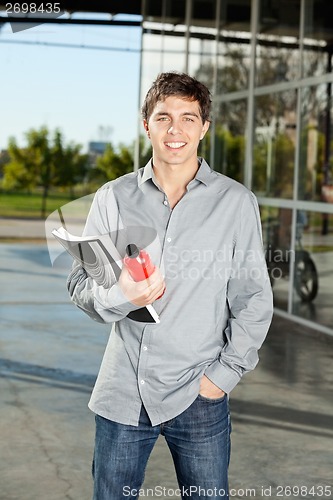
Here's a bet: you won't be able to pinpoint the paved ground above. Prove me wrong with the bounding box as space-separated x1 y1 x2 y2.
1 219 333 500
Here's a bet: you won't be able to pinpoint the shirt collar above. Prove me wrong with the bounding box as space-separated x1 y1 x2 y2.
195 158 213 186
138 159 154 186
138 157 213 188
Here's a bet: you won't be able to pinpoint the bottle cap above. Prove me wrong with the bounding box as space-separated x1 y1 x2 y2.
126 243 140 259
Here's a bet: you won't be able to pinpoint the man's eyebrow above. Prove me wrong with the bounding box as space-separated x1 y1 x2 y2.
182 112 200 118
154 111 200 118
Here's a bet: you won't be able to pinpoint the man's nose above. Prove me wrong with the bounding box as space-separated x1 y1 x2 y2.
167 122 181 134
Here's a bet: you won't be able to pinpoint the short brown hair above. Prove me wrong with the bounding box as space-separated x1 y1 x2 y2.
141 72 212 124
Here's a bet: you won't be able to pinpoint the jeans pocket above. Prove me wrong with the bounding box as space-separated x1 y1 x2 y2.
197 392 227 403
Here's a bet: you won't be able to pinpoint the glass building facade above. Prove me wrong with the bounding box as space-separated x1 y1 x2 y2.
137 0 333 335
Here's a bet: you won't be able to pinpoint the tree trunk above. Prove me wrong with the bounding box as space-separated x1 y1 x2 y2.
41 184 49 219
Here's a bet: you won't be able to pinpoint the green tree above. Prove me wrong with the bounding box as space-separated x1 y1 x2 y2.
52 130 89 198
90 136 153 185
138 135 152 167
3 127 52 205
2 126 88 217
91 143 133 183
213 127 245 182
0 149 10 180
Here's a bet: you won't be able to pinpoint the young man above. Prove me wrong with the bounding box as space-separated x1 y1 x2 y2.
68 72 273 499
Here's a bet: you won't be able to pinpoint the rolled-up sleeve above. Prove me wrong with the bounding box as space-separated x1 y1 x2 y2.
205 192 273 394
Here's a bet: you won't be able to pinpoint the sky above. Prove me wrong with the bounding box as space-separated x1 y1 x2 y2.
0 12 142 153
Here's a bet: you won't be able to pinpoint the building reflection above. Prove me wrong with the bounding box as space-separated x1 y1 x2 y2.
137 0 333 334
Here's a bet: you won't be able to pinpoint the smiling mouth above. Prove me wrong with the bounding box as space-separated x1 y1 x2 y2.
165 142 186 149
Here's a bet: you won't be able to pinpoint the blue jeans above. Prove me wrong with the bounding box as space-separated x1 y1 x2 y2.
92 394 231 500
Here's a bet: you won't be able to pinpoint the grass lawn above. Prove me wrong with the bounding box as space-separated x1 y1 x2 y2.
0 191 72 218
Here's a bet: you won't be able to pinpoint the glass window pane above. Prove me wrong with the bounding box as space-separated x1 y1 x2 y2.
303 0 332 79
189 0 217 76
253 90 297 198
216 0 251 93
188 38 216 79
212 100 247 183
141 0 187 98
257 0 301 85
216 38 251 94
298 83 333 202
192 0 216 27
292 210 333 330
262 206 292 311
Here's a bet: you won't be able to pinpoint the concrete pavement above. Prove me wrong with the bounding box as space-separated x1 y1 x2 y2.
0 220 333 500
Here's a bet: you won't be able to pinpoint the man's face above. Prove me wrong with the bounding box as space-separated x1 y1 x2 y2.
143 96 210 169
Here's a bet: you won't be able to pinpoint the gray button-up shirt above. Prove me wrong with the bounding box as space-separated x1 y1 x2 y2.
68 158 273 426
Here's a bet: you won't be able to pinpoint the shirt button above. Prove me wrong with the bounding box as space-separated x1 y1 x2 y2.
163 200 168 206
140 380 145 385
142 345 148 351
167 237 172 243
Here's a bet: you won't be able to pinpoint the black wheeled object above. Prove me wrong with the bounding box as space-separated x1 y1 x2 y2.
294 250 318 302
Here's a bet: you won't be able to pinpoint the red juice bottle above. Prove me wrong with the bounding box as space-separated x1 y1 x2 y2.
123 243 165 299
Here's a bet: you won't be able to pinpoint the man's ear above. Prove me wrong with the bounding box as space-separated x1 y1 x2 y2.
200 120 210 140
143 120 150 139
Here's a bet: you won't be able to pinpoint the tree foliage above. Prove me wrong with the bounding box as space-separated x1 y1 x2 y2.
1 127 153 214
2 126 89 217
92 143 134 183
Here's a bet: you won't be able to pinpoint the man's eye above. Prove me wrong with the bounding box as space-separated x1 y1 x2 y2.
158 117 169 121
184 117 194 122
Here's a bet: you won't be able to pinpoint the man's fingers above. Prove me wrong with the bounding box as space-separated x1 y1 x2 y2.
142 278 165 301
119 264 165 305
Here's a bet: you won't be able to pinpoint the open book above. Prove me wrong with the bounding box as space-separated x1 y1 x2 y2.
52 226 160 324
